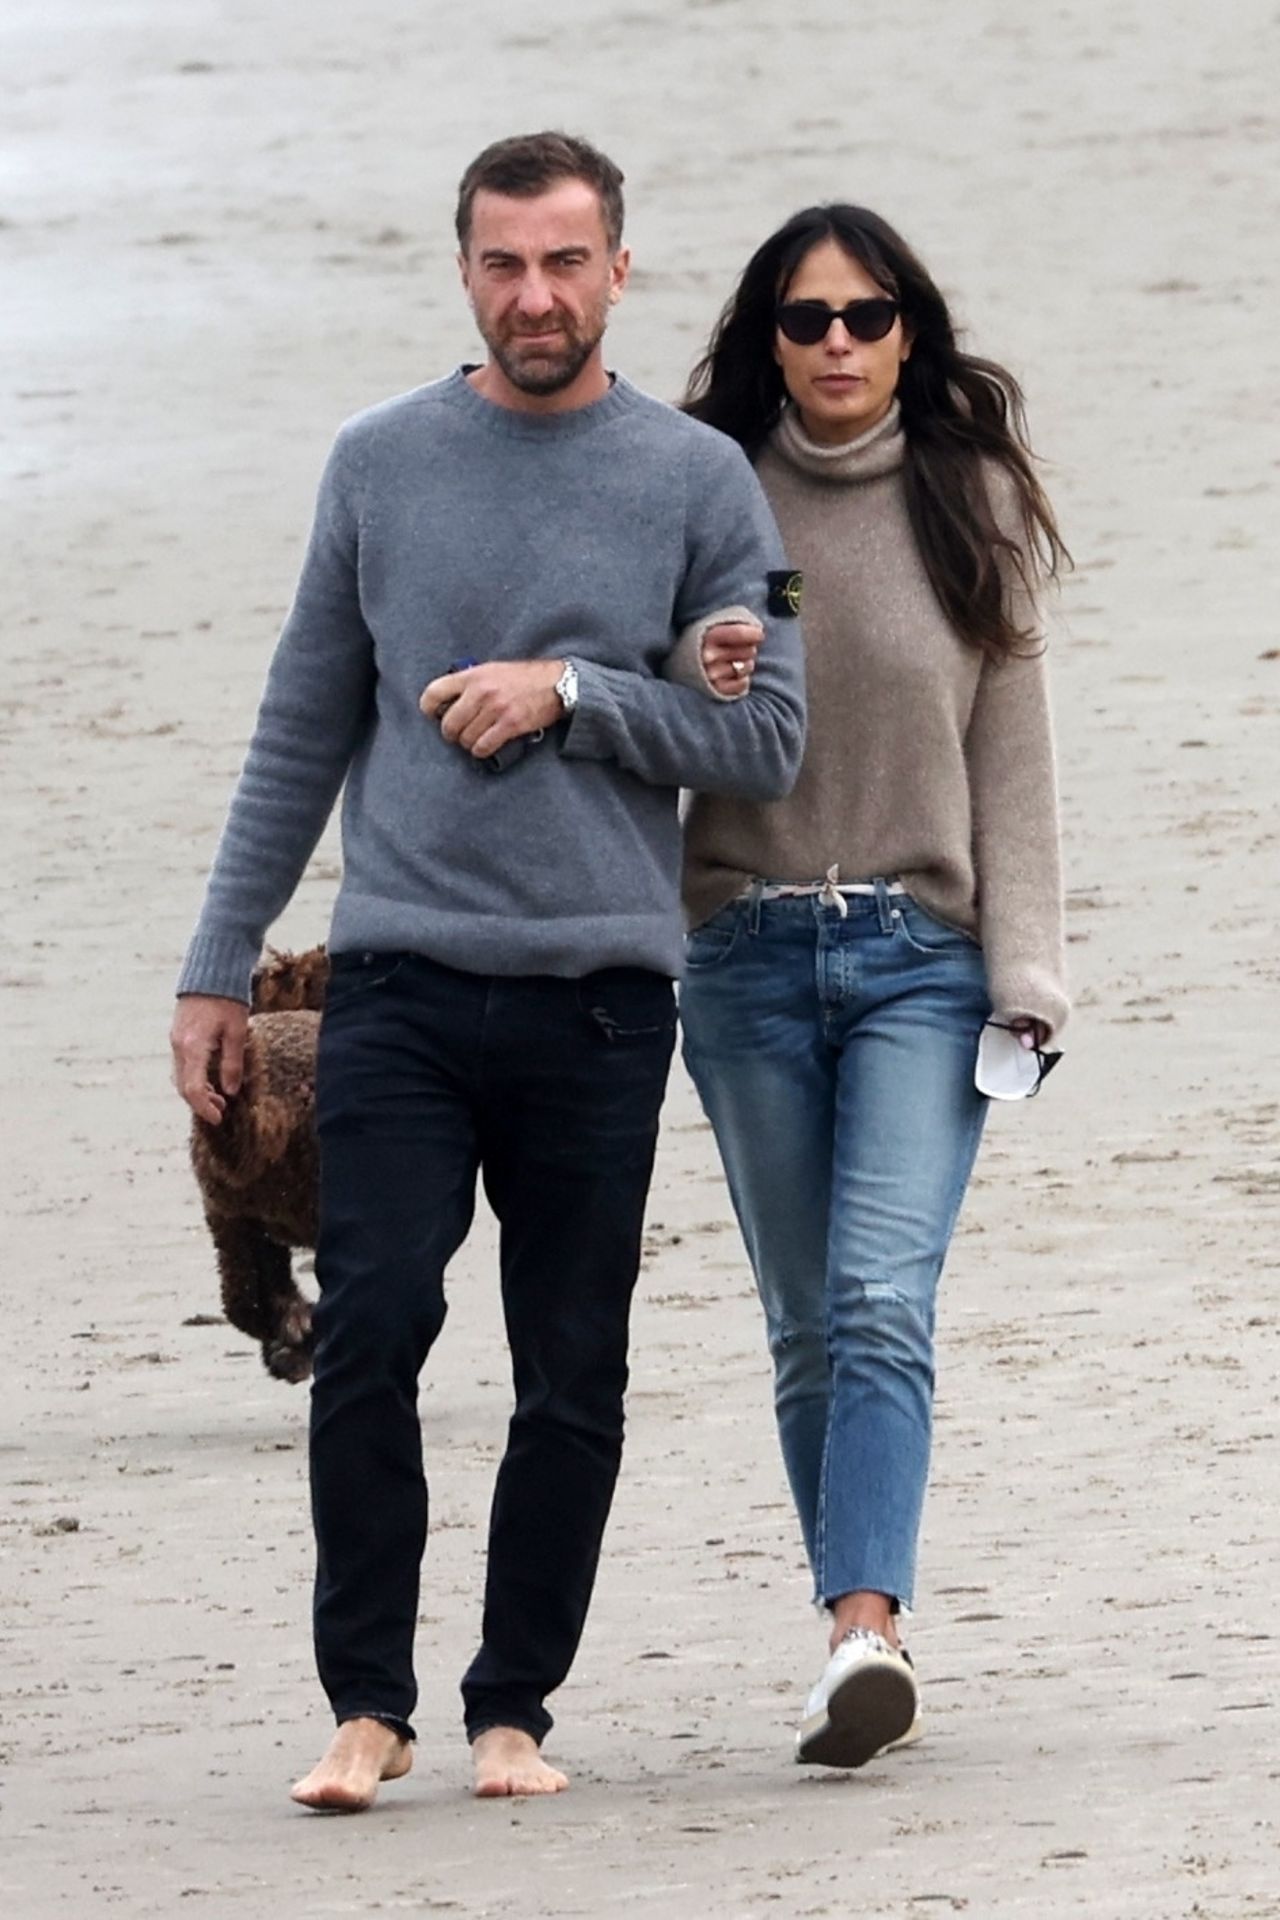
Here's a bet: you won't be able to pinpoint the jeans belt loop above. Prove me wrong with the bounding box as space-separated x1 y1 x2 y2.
747 878 764 936
873 876 896 935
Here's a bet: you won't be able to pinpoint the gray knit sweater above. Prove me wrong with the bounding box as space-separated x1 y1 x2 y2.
680 401 1069 1040
177 371 806 1000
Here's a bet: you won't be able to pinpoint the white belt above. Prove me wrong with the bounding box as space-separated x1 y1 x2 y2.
753 866 906 919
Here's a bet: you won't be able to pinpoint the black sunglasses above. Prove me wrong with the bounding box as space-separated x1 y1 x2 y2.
775 298 900 346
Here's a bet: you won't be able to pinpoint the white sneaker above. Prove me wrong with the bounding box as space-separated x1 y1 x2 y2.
881 1694 923 1754
796 1628 919 1768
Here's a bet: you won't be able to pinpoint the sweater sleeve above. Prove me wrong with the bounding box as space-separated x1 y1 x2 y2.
559 434 806 799
967 575 1070 1042
661 604 758 702
176 428 377 1002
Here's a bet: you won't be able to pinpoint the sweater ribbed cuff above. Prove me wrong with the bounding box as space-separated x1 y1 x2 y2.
175 930 262 1005
989 964 1070 1048
557 659 608 759
661 605 759 703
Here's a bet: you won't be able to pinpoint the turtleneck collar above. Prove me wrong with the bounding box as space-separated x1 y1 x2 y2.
769 397 904 484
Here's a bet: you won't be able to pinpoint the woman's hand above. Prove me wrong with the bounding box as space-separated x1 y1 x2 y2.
700 619 764 696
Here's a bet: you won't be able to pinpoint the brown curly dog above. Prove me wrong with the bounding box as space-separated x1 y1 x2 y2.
189 945 328 1382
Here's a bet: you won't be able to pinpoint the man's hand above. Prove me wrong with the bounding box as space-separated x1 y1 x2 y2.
420 661 566 760
700 619 763 696
171 994 249 1124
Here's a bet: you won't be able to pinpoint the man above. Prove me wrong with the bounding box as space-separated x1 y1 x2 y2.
171 131 805 1811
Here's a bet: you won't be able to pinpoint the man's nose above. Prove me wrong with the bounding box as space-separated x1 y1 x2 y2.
516 273 555 317
824 320 855 354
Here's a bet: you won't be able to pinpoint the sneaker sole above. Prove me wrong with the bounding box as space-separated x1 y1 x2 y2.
881 1711 923 1754
796 1659 918 1769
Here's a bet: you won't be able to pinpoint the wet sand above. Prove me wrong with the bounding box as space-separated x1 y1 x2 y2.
3 1 1278 1913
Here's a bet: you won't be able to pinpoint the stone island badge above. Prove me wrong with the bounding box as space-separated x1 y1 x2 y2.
767 569 804 617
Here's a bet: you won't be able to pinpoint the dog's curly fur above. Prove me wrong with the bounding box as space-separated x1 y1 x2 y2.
189 946 328 1382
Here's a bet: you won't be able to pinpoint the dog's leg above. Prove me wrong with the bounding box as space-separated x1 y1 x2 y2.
207 1214 314 1384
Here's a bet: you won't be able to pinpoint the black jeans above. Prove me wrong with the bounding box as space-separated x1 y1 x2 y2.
310 950 676 1745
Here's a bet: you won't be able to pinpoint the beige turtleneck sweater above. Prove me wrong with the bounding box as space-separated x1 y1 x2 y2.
677 400 1069 1041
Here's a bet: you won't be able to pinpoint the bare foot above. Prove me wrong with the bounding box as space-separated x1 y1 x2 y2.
471 1726 568 1798
291 1717 412 1812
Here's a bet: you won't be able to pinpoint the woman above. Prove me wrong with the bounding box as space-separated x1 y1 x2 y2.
675 205 1070 1768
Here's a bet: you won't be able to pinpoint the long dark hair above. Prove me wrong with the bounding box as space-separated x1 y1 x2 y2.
682 205 1070 658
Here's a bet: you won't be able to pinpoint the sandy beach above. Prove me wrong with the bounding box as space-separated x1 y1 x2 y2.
3 0 1278 1913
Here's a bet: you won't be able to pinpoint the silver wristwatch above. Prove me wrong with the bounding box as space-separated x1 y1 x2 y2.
555 660 580 715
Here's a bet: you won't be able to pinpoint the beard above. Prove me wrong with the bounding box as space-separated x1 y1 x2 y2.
481 301 609 397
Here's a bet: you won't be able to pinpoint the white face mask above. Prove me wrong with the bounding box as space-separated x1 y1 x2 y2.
974 1022 1062 1101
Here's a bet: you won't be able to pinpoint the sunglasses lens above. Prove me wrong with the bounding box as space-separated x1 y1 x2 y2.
847 299 898 342
776 304 831 346
777 299 899 346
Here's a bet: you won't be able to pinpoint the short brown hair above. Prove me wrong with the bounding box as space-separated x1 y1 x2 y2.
455 131 625 252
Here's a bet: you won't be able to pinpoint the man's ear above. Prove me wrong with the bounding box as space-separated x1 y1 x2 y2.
457 248 473 303
608 245 632 305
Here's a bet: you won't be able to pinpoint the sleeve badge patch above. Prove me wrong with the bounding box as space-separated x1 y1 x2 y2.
766 569 804 617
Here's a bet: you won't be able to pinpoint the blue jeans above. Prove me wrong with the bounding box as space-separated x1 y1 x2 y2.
680 883 990 1609
312 951 676 1744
